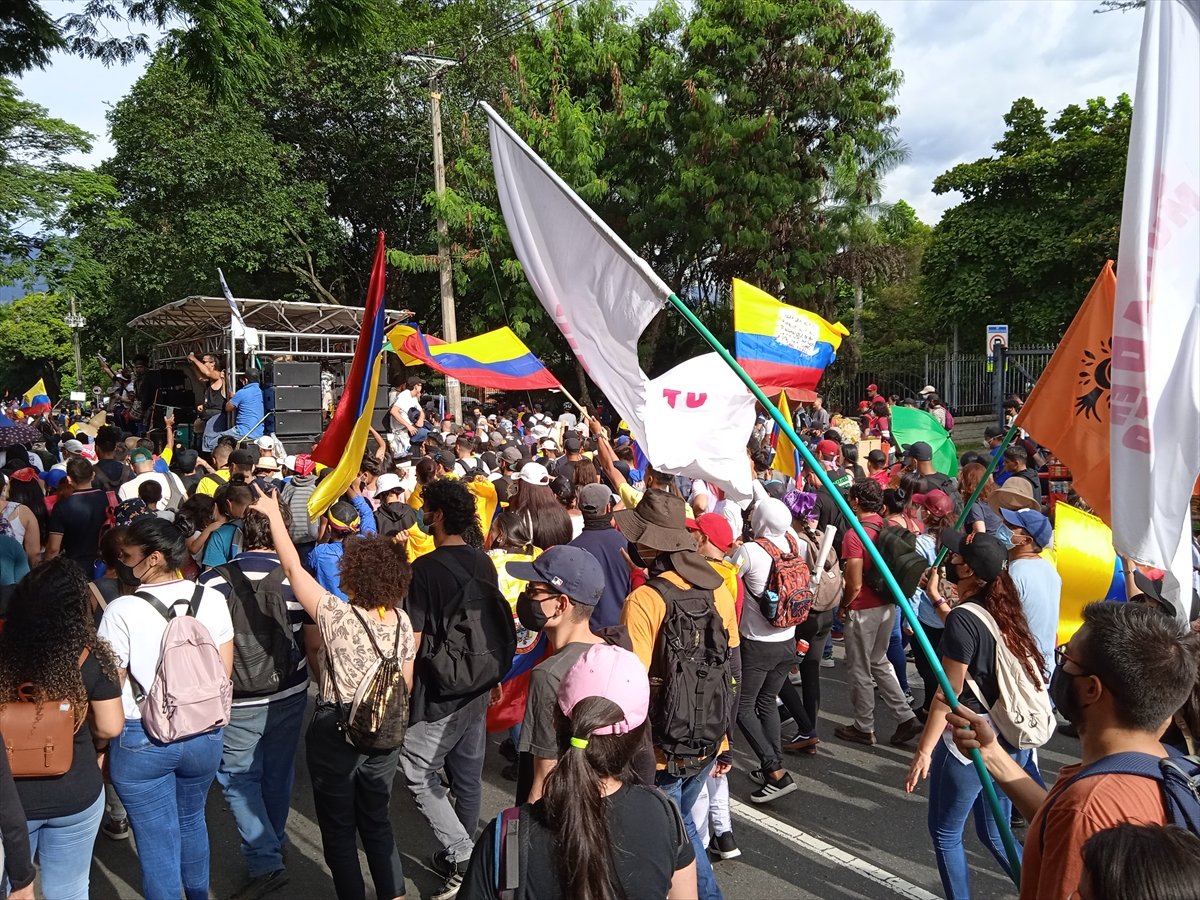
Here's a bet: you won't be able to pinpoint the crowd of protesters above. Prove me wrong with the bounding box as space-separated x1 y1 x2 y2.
1 363 1199 900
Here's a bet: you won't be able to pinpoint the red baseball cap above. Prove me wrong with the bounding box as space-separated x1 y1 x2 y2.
693 513 734 553
816 439 839 457
292 453 316 476
913 490 953 518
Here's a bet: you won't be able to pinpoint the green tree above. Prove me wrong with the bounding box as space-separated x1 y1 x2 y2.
920 95 1131 341
2 0 384 99
0 76 112 287
0 292 75 393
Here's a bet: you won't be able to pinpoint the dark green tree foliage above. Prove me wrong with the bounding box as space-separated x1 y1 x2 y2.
921 95 1131 341
3 0 382 99
0 76 112 287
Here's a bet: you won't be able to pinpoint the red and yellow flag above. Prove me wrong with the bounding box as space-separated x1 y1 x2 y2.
1016 262 1116 525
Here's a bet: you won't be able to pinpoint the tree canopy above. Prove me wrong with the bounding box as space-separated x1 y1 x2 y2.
920 94 1131 341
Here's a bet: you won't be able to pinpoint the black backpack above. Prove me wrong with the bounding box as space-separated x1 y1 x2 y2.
646 576 733 774
862 522 929 601
424 553 517 702
217 563 299 698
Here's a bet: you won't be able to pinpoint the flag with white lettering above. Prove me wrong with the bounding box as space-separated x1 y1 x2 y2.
1110 0 1200 619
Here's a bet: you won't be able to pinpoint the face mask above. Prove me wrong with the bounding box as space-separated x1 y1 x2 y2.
1048 666 1084 725
943 562 963 585
627 543 648 568
995 523 1016 550
516 591 553 631
115 556 146 588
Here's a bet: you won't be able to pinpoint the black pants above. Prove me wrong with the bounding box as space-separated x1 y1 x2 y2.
306 705 405 900
778 608 835 737
737 638 796 773
912 624 945 714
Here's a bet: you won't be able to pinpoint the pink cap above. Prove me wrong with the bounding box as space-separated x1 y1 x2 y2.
557 644 649 735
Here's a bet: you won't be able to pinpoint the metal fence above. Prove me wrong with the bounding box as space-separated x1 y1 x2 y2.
820 345 1057 417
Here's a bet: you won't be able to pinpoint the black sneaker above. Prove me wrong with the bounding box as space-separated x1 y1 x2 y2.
229 869 289 900
748 767 767 786
432 867 464 900
102 817 130 841
710 831 741 860
498 737 518 762
750 772 797 804
501 762 518 781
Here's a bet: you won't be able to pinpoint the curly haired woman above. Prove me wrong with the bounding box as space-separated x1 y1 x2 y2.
0 558 125 899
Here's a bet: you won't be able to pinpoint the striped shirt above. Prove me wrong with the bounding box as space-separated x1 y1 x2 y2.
199 550 313 707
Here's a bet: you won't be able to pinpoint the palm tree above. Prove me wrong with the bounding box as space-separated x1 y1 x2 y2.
821 128 911 344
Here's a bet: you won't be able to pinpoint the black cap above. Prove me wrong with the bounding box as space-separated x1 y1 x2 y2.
941 530 1007 582
903 441 933 462
984 425 1006 439
563 434 582 453
229 448 257 468
867 449 886 465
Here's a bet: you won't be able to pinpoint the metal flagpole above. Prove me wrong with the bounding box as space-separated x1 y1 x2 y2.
666 292 1023 886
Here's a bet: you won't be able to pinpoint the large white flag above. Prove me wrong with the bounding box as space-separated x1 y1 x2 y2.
1111 0 1200 620
642 353 756 502
486 103 669 440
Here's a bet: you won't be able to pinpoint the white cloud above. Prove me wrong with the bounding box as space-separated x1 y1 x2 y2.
849 0 1143 224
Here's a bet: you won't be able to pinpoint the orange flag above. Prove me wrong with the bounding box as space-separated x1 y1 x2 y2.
1016 262 1116 525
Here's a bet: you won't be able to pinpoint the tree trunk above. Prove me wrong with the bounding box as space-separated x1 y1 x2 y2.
573 358 594 410
852 278 864 343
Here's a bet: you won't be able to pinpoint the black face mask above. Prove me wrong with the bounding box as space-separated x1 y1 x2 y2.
943 562 963 585
1049 666 1084 725
114 558 144 588
627 543 648 568
516 591 552 632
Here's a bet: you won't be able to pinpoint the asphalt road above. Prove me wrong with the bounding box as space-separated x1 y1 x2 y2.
89 642 1082 899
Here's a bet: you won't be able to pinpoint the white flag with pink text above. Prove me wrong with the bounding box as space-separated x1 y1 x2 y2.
1110 0 1200 620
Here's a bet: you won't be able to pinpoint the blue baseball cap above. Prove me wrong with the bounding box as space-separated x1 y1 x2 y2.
1000 507 1053 549
506 545 605 606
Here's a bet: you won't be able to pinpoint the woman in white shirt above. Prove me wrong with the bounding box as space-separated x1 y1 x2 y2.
731 498 803 804
97 516 234 900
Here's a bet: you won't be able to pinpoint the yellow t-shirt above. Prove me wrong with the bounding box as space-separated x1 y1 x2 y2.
195 468 231 497
617 483 694 519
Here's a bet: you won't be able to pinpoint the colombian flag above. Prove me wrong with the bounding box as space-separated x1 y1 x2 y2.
386 323 445 367
770 392 800 479
733 279 849 392
309 233 388 517
396 325 560 391
22 379 51 416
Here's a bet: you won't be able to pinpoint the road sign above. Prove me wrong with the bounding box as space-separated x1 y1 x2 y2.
986 324 1009 359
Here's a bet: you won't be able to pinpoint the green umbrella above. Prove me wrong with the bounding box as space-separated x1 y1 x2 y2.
890 405 959 476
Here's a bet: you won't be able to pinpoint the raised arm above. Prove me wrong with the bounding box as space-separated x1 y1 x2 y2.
249 485 327 619
187 351 220 382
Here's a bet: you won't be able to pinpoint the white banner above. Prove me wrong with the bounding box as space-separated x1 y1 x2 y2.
486 104 669 441
642 353 756 502
1111 0 1200 619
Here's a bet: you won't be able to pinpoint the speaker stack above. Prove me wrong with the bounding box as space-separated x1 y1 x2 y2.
146 368 198 427
273 362 323 455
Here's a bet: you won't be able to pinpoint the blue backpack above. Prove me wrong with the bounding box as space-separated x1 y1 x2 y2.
1038 747 1200 849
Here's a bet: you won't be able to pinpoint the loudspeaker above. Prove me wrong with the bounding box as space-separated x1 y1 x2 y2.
274 362 320 387
279 437 318 455
275 385 322 411
274 410 324 436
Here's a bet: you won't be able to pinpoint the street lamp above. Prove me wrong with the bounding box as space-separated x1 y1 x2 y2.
65 295 86 396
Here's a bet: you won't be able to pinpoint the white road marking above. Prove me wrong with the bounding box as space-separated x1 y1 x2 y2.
731 798 940 900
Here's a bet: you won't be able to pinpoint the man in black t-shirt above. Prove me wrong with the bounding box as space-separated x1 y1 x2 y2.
45 458 110 575
399 478 504 900
92 425 131 491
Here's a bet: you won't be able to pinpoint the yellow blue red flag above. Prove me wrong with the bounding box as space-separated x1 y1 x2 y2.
733 279 849 392
308 233 388 517
395 325 560 391
21 379 51 416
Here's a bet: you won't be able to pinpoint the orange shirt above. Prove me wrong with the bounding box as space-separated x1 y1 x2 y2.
1021 762 1167 900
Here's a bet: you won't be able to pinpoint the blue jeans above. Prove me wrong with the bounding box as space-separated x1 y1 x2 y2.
216 690 308 877
656 757 723 900
888 607 910 693
26 789 104 899
110 719 224 900
928 738 1026 899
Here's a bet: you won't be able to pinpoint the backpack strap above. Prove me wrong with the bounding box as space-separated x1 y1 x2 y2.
1036 750 1170 852
492 805 525 900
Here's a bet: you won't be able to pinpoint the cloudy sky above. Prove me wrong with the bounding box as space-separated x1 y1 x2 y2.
18 0 1145 224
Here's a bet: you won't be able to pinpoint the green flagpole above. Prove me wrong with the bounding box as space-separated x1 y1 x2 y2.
933 422 1021 568
666 293 1023 886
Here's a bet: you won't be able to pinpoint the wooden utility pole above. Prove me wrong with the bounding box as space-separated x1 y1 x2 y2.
402 46 461 423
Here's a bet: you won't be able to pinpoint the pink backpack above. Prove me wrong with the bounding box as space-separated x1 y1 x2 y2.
131 585 232 742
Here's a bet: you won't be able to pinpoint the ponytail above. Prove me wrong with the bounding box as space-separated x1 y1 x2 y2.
541 696 644 900
984 572 1046 684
